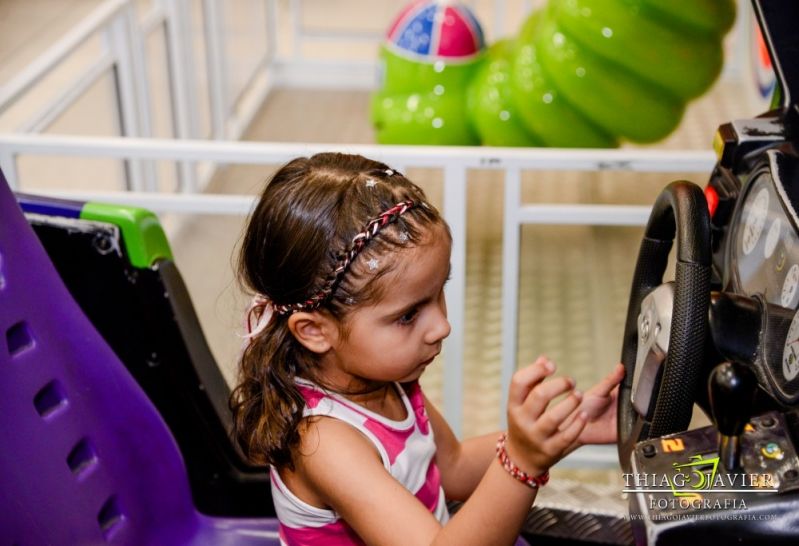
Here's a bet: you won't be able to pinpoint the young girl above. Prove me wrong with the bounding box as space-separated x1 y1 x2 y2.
231 153 624 545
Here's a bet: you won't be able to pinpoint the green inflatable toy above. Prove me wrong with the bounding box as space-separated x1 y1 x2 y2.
371 0 485 145
372 0 736 147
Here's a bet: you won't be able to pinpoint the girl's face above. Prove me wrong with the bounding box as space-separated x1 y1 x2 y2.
320 224 452 387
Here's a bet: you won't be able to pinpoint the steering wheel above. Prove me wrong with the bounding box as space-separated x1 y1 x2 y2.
617 180 712 471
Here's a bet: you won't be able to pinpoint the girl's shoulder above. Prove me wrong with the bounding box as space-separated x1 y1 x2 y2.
297 411 371 446
282 412 386 511
293 411 394 495
293 411 385 481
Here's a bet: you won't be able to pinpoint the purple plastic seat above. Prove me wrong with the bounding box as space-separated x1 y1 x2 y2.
0 169 279 545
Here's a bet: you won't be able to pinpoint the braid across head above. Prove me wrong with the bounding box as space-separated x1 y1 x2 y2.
274 199 419 315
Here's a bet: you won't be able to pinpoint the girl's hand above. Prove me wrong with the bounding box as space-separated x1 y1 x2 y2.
504 356 588 477
562 363 625 446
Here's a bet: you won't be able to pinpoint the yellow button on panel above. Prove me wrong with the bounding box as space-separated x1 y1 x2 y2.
661 438 685 453
761 442 785 460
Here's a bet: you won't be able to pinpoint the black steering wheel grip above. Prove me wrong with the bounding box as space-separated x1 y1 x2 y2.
617 180 712 469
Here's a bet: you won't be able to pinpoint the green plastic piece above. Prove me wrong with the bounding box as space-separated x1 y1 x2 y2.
771 84 783 111
81 202 173 269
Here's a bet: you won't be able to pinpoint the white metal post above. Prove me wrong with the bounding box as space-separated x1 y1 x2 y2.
105 13 143 191
265 0 278 63
0 151 19 190
442 164 467 437
500 167 521 429
161 0 200 192
289 0 303 60
105 5 157 191
124 2 158 191
203 0 229 140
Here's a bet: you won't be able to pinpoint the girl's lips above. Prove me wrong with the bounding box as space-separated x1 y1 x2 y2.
420 354 438 367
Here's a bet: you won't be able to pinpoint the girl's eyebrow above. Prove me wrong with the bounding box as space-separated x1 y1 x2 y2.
388 296 431 319
384 263 451 318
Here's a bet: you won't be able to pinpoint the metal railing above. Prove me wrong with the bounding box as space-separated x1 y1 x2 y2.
0 132 717 467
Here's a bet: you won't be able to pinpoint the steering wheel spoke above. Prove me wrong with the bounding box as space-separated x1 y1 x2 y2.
632 282 673 419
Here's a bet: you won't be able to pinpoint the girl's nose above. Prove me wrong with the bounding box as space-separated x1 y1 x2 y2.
424 307 451 344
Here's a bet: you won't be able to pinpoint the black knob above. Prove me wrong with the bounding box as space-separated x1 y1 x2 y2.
709 362 758 471
709 361 758 436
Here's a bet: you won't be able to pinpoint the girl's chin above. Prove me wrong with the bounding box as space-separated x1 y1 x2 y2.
399 361 432 382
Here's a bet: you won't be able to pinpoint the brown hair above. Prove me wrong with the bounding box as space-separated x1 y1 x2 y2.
230 153 446 469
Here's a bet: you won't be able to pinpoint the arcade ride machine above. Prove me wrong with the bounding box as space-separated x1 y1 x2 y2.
619 0 799 542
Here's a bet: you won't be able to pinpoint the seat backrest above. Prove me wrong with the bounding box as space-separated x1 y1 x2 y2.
0 170 201 544
18 194 273 517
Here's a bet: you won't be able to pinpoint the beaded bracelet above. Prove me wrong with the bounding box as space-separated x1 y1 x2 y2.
495 433 550 489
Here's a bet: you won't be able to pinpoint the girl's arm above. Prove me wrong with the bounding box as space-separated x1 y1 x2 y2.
431 359 625 500
424 402 496 501
293 357 586 546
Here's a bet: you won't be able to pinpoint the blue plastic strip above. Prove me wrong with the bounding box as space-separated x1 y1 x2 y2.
16 193 85 219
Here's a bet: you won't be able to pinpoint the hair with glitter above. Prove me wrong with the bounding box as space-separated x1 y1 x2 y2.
273 199 419 315
230 152 447 469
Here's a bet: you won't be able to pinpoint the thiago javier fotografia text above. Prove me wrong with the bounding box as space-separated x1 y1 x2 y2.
623 471 775 490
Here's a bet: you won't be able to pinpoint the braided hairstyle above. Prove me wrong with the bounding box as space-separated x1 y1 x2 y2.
230 153 446 469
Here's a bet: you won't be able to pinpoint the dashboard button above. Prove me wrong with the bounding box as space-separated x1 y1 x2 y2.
761 442 785 460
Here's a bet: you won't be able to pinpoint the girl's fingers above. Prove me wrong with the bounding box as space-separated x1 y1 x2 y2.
507 356 555 407
522 376 576 420
536 390 583 435
552 411 588 451
590 363 625 396
558 410 577 432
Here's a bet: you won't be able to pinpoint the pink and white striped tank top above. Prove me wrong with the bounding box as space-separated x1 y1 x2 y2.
270 378 449 545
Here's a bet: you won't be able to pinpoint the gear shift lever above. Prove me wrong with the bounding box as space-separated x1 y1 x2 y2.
709 361 757 471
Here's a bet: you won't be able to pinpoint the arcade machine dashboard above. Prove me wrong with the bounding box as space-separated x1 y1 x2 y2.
620 0 799 543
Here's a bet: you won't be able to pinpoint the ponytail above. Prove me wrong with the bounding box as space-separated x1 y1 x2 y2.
230 317 307 469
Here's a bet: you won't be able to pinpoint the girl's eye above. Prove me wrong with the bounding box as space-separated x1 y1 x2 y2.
398 308 418 326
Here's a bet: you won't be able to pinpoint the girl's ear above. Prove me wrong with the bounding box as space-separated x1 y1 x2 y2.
287 311 334 354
